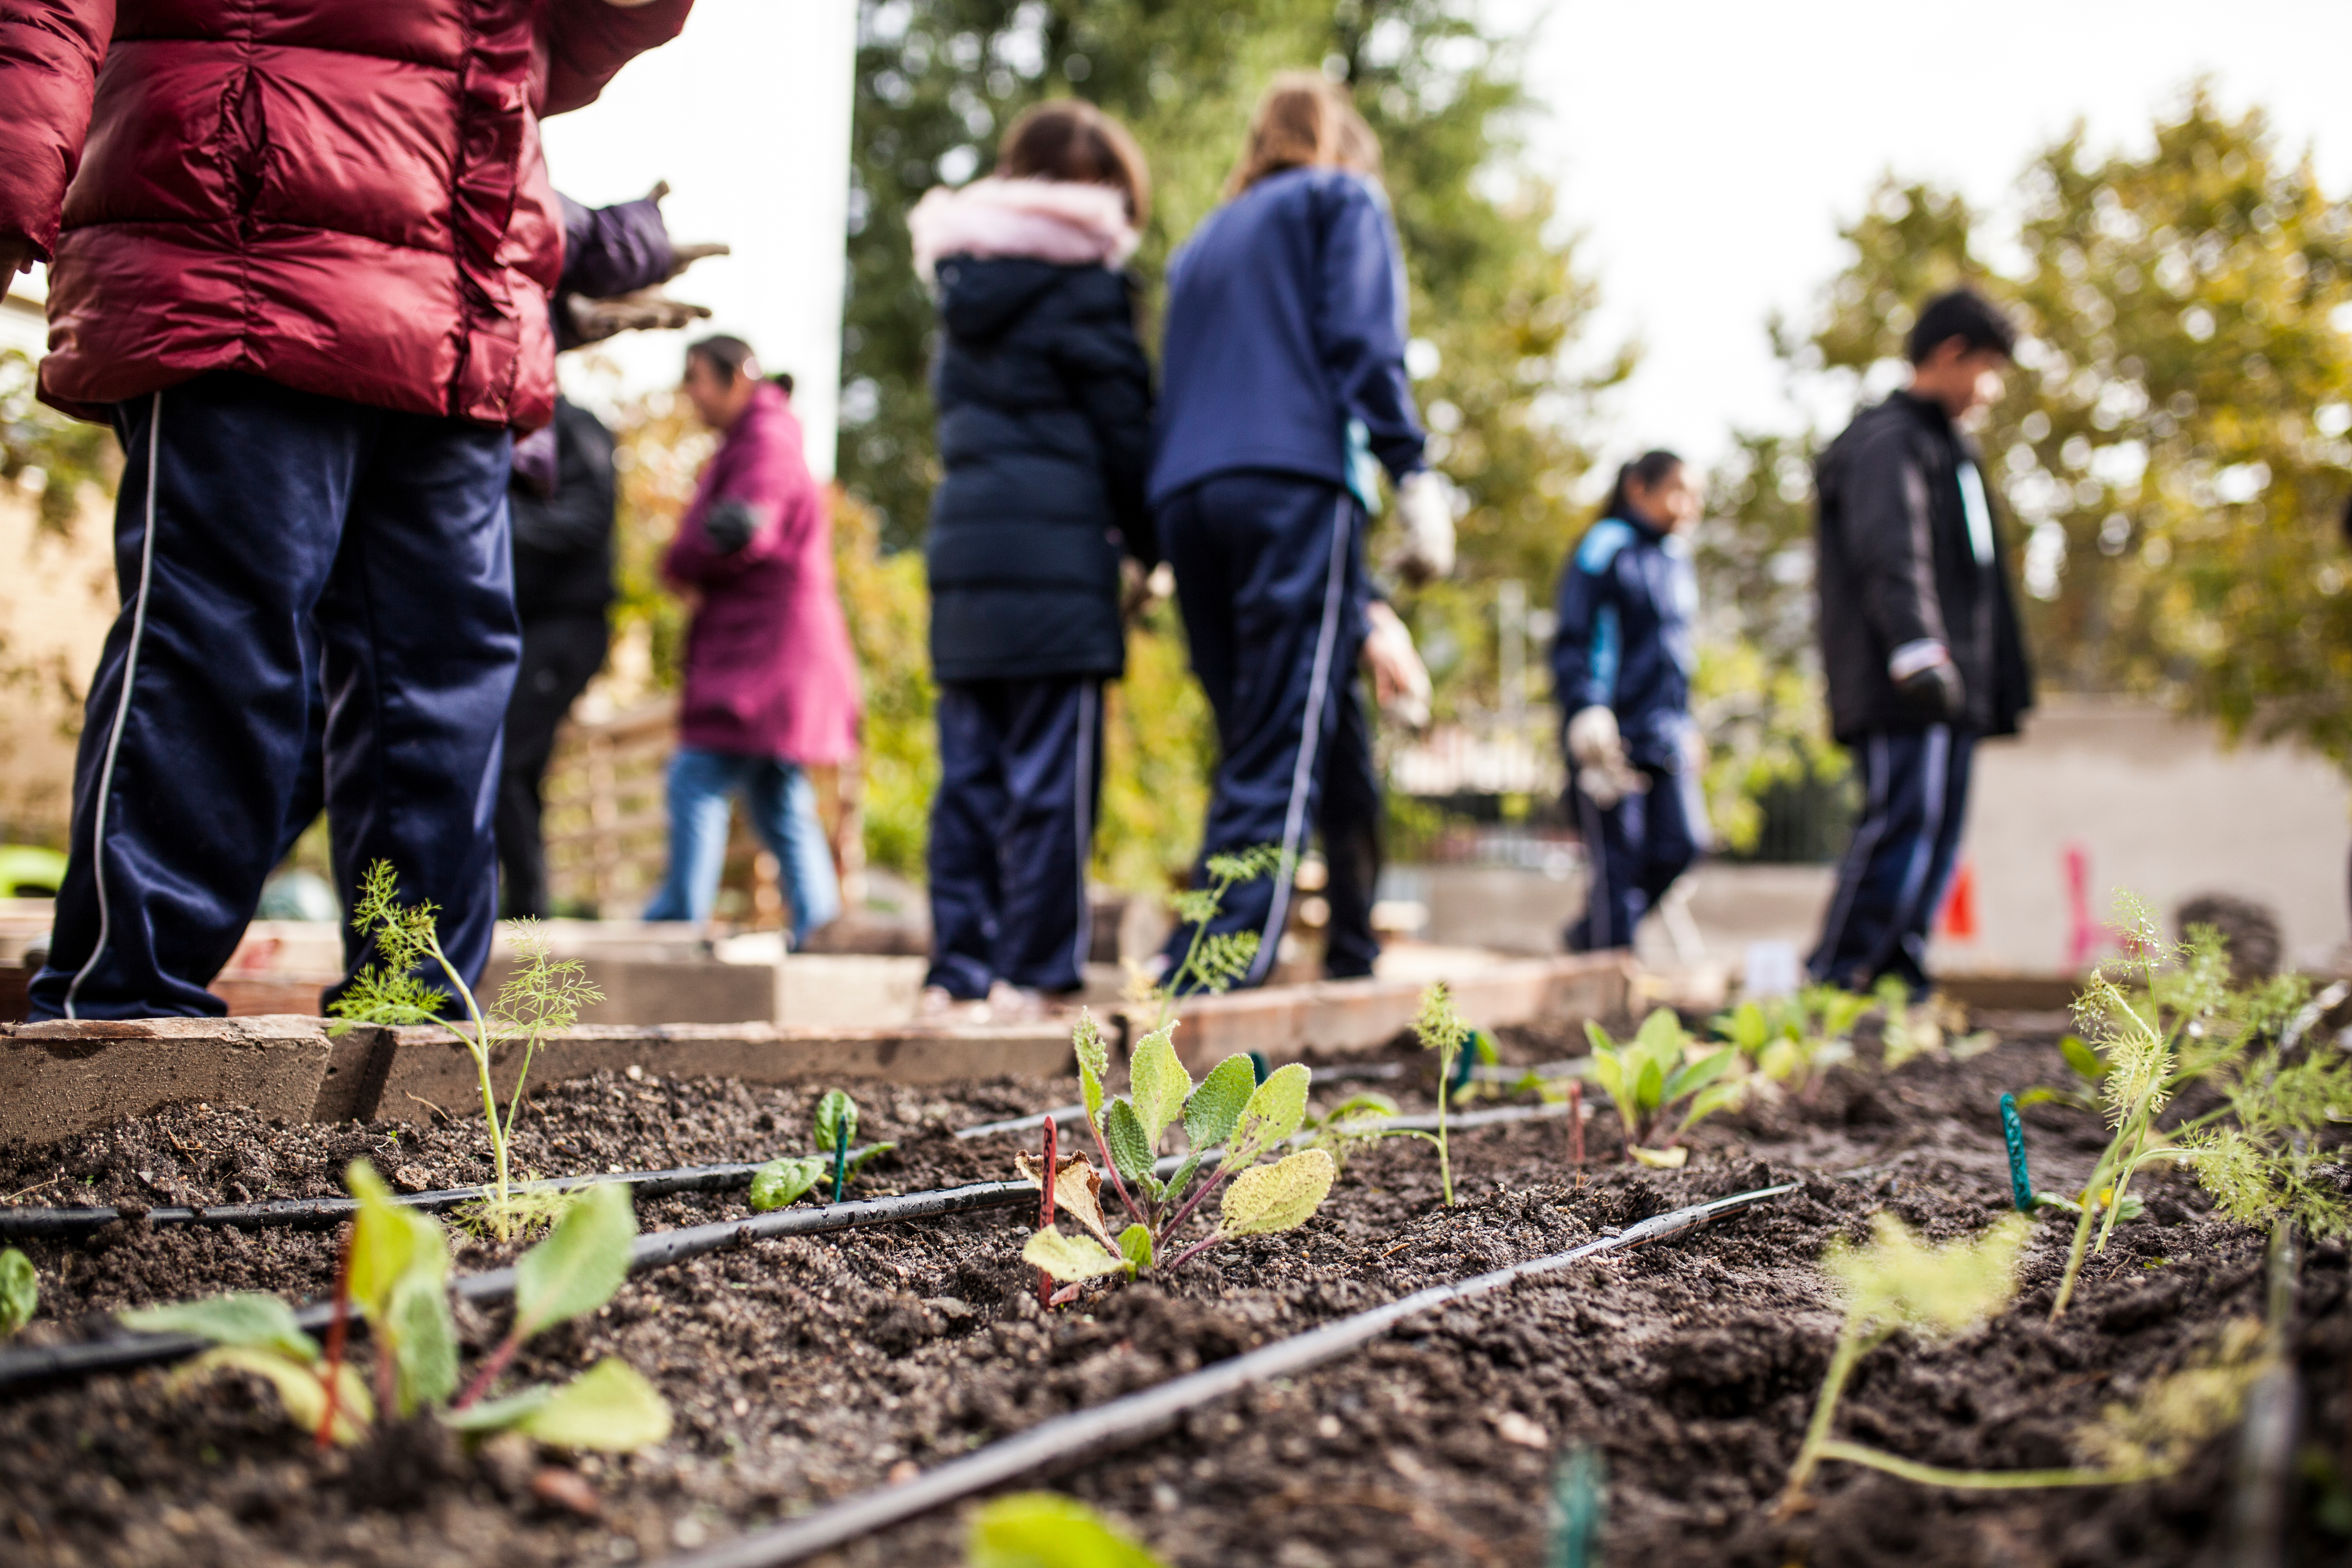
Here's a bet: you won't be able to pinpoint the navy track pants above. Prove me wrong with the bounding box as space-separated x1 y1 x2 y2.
30 372 518 1019
926 676 1104 998
1808 724 1976 996
1567 763 1705 953
1158 472 1381 988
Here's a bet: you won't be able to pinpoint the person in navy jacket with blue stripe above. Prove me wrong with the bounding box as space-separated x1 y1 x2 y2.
1551 451 1709 952
1150 74 1454 988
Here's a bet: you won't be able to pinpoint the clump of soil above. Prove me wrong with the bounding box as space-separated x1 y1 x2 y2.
0 1028 2345 1568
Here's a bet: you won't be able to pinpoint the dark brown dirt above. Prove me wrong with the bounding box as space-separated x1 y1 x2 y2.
0 1026 2346 1568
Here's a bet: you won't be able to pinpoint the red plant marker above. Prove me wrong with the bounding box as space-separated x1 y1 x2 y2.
1566 1081 1585 1168
315 1230 354 1449
1037 1116 1058 1308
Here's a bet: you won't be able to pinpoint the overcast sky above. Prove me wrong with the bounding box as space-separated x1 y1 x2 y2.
1508 0 2352 470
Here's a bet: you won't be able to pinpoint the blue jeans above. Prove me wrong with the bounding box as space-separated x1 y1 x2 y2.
644 748 841 944
30 372 516 1019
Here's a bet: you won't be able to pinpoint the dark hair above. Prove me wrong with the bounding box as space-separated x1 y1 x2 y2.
999 100 1152 227
1906 288 2017 365
686 334 760 386
1602 449 1685 523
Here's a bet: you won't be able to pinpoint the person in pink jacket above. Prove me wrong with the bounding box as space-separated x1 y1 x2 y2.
645 336 861 942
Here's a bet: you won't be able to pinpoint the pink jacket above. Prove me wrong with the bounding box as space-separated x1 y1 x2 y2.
663 382 861 763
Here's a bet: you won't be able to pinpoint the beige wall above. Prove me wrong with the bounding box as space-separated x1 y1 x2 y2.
0 484 113 844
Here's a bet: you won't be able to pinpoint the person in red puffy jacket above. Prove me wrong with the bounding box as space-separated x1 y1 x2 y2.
0 0 692 1019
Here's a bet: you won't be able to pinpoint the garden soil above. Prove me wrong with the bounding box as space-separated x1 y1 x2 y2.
0 1023 2345 1567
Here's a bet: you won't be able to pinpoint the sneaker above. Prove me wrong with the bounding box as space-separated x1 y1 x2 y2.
917 984 991 1024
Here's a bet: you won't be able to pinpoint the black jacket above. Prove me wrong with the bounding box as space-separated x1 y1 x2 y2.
1814 391 2033 742
511 396 617 621
926 255 1154 682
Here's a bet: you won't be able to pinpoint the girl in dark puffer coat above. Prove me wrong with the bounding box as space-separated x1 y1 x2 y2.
908 101 1155 1021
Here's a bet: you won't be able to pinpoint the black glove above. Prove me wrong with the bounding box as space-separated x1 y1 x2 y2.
703 496 763 554
1894 659 1966 722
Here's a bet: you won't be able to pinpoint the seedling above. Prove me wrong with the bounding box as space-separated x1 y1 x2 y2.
1418 983 1471 1205
748 1089 897 1210
966 1492 1166 1567
1152 845 1288 1024
125 1161 668 1452
0 1248 33 1337
1584 1009 1742 1166
1300 1090 1403 1168
1715 985 1872 1090
330 862 604 1239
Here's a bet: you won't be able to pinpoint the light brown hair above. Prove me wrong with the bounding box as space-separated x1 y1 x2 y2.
1226 72 1382 197
998 100 1152 228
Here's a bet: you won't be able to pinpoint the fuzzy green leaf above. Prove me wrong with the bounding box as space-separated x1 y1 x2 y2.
1117 1224 1155 1276
1072 1011 1110 1127
1103 1099 1156 1188
176 1346 374 1446
1160 1150 1203 1212
1183 1055 1256 1149
1221 1063 1311 1172
1663 1047 1736 1105
386 1269 460 1413
513 1359 672 1452
1023 1228 1129 1284
1217 1149 1336 1237
2060 1034 2110 1085
968 1491 1168 1568
1128 1025 1192 1145
512 1181 636 1341
812 1089 859 1155
0 1248 34 1337
749 1156 826 1212
121 1294 318 1362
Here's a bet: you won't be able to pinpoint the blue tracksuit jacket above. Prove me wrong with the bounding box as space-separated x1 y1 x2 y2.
1149 167 1424 505
1550 514 1697 769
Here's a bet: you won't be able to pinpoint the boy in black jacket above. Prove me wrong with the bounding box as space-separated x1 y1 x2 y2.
1810 289 2034 996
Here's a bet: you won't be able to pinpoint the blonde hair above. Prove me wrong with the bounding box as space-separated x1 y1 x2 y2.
1226 72 1382 198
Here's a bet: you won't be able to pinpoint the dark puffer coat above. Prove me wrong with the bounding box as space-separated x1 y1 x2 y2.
1814 390 2035 742
926 256 1154 683
3 0 691 430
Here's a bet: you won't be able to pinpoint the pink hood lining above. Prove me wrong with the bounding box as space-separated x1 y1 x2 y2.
909 177 1139 283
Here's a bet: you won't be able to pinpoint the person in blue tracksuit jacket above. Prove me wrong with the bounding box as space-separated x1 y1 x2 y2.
1150 73 1454 988
1551 451 1708 952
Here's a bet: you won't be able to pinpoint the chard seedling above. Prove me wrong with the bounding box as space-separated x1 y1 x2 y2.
1584 1009 1742 1166
749 1088 896 1210
127 1165 668 1453
0 1247 34 1337
1714 985 1872 1091
330 862 604 1239
966 1491 1166 1568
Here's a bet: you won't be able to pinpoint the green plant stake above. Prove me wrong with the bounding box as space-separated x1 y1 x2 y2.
1549 1445 1607 1568
1999 1093 2034 1212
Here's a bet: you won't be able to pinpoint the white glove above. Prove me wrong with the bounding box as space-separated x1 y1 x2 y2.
1361 601 1432 731
1566 705 1646 808
1392 468 1457 583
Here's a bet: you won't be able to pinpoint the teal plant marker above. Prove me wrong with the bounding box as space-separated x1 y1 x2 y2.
1247 1050 1270 1085
1999 1093 2034 1212
1548 1444 1606 1568
1448 1033 1481 1101
831 1125 849 1205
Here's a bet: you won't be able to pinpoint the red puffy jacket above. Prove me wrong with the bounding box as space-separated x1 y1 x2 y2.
0 0 692 430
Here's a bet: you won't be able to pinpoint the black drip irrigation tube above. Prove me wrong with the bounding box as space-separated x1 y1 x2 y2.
666 1181 1800 1568
0 1181 1036 1395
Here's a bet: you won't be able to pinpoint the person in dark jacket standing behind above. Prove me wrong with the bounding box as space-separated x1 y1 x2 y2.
907 102 1156 1021
1553 451 1707 953
1150 74 1454 990
1810 289 2034 996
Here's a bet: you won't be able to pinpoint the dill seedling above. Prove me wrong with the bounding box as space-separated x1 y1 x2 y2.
330 861 604 1240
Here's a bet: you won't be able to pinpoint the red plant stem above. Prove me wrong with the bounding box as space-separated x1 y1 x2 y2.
1088 1118 1144 1224
1567 1082 1585 1168
1037 1118 1058 1308
1163 1231 1224 1272
1158 1160 1232 1245
315 1231 354 1449
452 1332 522 1412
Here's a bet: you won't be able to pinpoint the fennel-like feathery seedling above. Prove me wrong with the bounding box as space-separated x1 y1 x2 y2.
329 861 603 1240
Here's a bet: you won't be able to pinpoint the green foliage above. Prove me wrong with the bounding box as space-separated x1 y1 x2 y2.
346 1160 459 1415
1713 984 1872 1090
330 865 603 1239
1219 1063 1310 1173
0 348 116 535
1182 1055 1256 1149
1300 1090 1402 1168
443 1357 675 1452
966 1492 1166 1568
1585 1009 1741 1164
750 1088 897 1211
0 1248 34 1337
122 1293 321 1361
1218 1149 1337 1236
1415 981 1471 1205
125 1292 377 1447
511 1182 637 1341
814 1088 860 1156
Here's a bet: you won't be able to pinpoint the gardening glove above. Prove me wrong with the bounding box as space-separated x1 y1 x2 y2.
1567 705 1646 808
1391 468 1457 584
1362 600 1432 732
566 286 715 346
1888 639 1965 723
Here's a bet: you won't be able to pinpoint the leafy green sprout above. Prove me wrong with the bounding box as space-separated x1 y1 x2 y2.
748 1089 897 1210
0 1247 37 1338
1583 1009 1742 1167
966 1492 1166 1568
1416 983 1471 1206
1152 844 1289 1028
122 1161 665 1451
329 861 604 1240
1713 985 1873 1091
